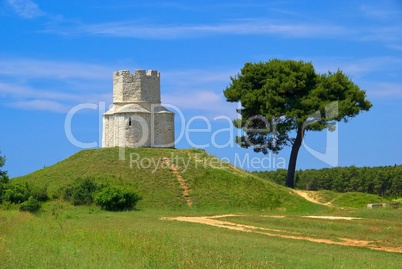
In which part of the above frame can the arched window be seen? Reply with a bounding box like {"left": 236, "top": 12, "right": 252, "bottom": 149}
{"left": 129, "top": 117, "right": 132, "bottom": 126}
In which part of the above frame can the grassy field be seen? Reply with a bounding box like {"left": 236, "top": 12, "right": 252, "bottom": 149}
{"left": 2, "top": 148, "right": 401, "bottom": 268}
{"left": 0, "top": 201, "right": 401, "bottom": 268}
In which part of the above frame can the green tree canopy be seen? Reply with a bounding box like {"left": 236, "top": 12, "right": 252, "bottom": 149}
{"left": 224, "top": 59, "right": 372, "bottom": 188}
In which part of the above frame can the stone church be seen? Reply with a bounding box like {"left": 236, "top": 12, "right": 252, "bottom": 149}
{"left": 102, "top": 69, "right": 175, "bottom": 148}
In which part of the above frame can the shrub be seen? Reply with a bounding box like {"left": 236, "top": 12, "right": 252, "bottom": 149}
{"left": 0, "top": 188, "right": 3, "bottom": 204}
{"left": 0, "top": 174, "right": 10, "bottom": 203}
{"left": 63, "top": 177, "right": 99, "bottom": 205}
{"left": 94, "top": 186, "right": 141, "bottom": 211}
{"left": 31, "top": 186, "right": 49, "bottom": 202}
{"left": 0, "top": 185, "right": 5, "bottom": 204}
{"left": 0, "top": 174, "right": 9, "bottom": 184}
{"left": 19, "top": 196, "right": 41, "bottom": 212}
{"left": 3, "top": 182, "right": 31, "bottom": 204}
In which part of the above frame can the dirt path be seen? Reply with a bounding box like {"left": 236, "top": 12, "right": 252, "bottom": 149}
{"left": 163, "top": 157, "right": 192, "bottom": 207}
{"left": 293, "top": 190, "right": 333, "bottom": 206}
{"left": 161, "top": 215, "right": 402, "bottom": 254}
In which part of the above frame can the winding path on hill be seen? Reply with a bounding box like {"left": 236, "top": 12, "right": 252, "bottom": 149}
{"left": 293, "top": 190, "right": 333, "bottom": 206}
{"left": 163, "top": 157, "right": 192, "bottom": 207}
{"left": 161, "top": 215, "right": 402, "bottom": 254}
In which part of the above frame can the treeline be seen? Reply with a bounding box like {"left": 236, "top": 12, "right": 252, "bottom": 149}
{"left": 254, "top": 165, "right": 402, "bottom": 198}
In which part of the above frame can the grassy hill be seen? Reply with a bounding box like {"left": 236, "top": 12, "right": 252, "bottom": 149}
{"left": 12, "top": 147, "right": 321, "bottom": 212}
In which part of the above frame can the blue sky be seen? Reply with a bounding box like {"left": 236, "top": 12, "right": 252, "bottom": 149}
{"left": 0, "top": 0, "right": 401, "bottom": 178}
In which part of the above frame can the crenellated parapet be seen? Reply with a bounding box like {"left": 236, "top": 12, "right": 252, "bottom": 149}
{"left": 113, "top": 69, "right": 160, "bottom": 104}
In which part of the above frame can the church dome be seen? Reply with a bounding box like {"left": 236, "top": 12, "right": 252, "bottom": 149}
{"left": 115, "top": 104, "right": 150, "bottom": 114}
{"left": 103, "top": 106, "right": 116, "bottom": 115}
{"left": 153, "top": 105, "right": 174, "bottom": 113}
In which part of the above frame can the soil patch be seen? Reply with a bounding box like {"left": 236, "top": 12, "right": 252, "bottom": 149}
{"left": 293, "top": 190, "right": 333, "bottom": 206}
{"left": 304, "top": 216, "right": 361, "bottom": 220}
{"left": 163, "top": 157, "right": 192, "bottom": 207}
{"left": 162, "top": 214, "right": 402, "bottom": 254}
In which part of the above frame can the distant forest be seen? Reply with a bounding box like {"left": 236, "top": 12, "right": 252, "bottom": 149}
{"left": 254, "top": 165, "right": 402, "bottom": 198}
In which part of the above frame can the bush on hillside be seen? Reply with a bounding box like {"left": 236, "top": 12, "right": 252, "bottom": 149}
{"left": 94, "top": 186, "right": 141, "bottom": 211}
{"left": 63, "top": 177, "right": 100, "bottom": 205}
{"left": 0, "top": 176, "right": 8, "bottom": 203}
{"left": 0, "top": 174, "right": 9, "bottom": 184}
{"left": 3, "top": 182, "right": 31, "bottom": 204}
{"left": 31, "top": 186, "right": 49, "bottom": 202}
{"left": 19, "top": 196, "right": 41, "bottom": 212}
{"left": 0, "top": 180, "right": 44, "bottom": 211}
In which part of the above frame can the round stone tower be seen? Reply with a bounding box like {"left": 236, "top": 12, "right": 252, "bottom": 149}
{"left": 102, "top": 69, "right": 174, "bottom": 148}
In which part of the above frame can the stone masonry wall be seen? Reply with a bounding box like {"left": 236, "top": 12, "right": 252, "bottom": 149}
{"left": 152, "top": 112, "right": 175, "bottom": 147}
{"left": 102, "top": 69, "right": 174, "bottom": 148}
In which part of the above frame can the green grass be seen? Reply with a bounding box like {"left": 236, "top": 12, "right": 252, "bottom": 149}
{"left": 311, "top": 190, "right": 339, "bottom": 204}
{"left": 0, "top": 202, "right": 401, "bottom": 268}
{"left": 331, "top": 192, "right": 390, "bottom": 208}
{"left": 3, "top": 148, "right": 401, "bottom": 268}
{"left": 310, "top": 190, "right": 390, "bottom": 208}
{"left": 12, "top": 147, "right": 322, "bottom": 212}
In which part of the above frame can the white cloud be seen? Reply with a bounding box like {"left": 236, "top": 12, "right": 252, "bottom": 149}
{"left": 357, "top": 3, "right": 402, "bottom": 46}
{"left": 9, "top": 100, "right": 69, "bottom": 113}
{"left": 360, "top": 3, "right": 402, "bottom": 20}
{"left": 0, "top": 58, "right": 113, "bottom": 79}
{"left": 0, "top": 82, "right": 74, "bottom": 100}
{"left": 339, "top": 58, "right": 399, "bottom": 76}
{"left": 312, "top": 56, "right": 402, "bottom": 77}
{"left": 364, "top": 82, "right": 402, "bottom": 98}
{"left": 49, "top": 19, "right": 348, "bottom": 39}
{"left": 4, "top": 55, "right": 400, "bottom": 116}
{"left": 0, "top": 82, "right": 111, "bottom": 102}
{"left": 6, "top": 0, "right": 44, "bottom": 18}
{"left": 162, "top": 90, "right": 237, "bottom": 118}
{"left": 361, "top": 26, "right": 402, "bottom": 43}
{"left": 388, "top": 44, "right": 402, "bottom": 51}
{"left": 0, "top": 57, "right": 118, "bottom": 113}
{"left": 162, "top": 69, "right": 236, "bottom": 88}
{"left": 159, "top": 69, "right": 240, "bottom": 117}
{"left": 0, "top": 81, "right": 113, "bottom": 113}
{"left": 163, "top": 90, "right": 219, "bottom": 109}
{"left": 301, "top": 56, "right": 402, "bottom": 99}
{"left": 0, "top": 57, "right": 237, "bottom": 115}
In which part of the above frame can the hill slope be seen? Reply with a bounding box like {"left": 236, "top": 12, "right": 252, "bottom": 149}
{"left": 13, "top": 147, "right": 321, "bottom": 211}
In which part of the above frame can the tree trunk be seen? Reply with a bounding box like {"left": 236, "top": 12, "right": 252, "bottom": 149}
{"left": 286, "top": 126, "right": 304, "bottom": 188}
